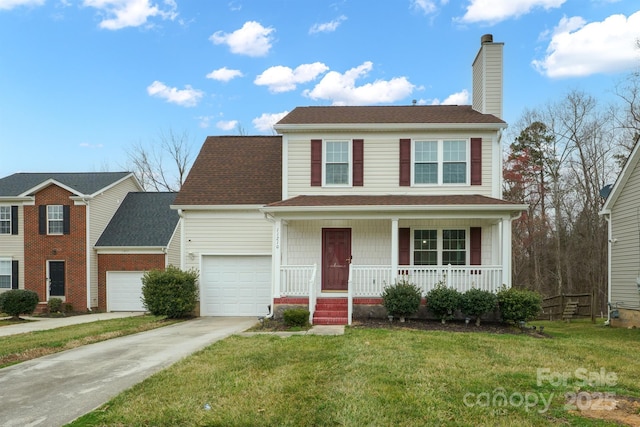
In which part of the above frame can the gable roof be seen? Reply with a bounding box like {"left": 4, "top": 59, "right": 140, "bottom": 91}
{"left": 275, "top": 105, "right": 505, "bottom": 130}
{"left": 601, "top": 139, "right": 640, "bottom": 213}
{"left": 0, "top": 172, "right": 135, "bottom": 198}
{"left": 96, "top": 192, "right": 179, "bottom": 247}
{"left": 173, "top": 136, "right": 282, "bottom": 206}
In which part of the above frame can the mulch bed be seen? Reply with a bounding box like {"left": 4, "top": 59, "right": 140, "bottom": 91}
{"left": 351, "top": 318, "right": 551, "bottom": 337}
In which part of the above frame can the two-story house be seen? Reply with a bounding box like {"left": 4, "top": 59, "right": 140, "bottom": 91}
{"left": 0, "top": 172, "right": 142, "bottom": 311}
{"left": 172, "top": 34, "right": 527, "bottom": 324}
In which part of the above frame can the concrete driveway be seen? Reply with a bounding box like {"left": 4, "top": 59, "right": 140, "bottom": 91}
{"left": 0, "top": 316, "right": 257, "bottom": 427}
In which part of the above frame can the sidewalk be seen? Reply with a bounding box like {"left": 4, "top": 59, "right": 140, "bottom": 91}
{"left": 0, "top": 312, "right": 145, "bottom": 337}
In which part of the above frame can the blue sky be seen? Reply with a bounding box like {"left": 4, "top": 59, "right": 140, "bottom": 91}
{"left": 1, "top": 0, "right": 639, "bottom": 177}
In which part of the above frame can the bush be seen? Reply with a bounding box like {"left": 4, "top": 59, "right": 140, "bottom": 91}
{"left": 0, "top": 289, "right": 39, "bottom": 319}
{"left": 381, "top": 278, "right": 422, "bottom": 321}
{"left": 460, "top": 288, "right": 497, "bottom": 326}
{"left": 426, "top": 283, "right": 461, "bottom": 324}
{"left": 283, "top": 308, "right": 310, "bottom": 327}
{"left": 48, "top": 297, "right": 64, "bottom": 313}
{"left": 141, "top": 266, "right": 199, "bottom": 318}
{"left": 497, "top": 286, "right": 542, "bottom": 324}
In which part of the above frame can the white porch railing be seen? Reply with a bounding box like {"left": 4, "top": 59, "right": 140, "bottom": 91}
{"left": 308, "top": 264, "right": 317, "bottom": 324}
{"left": 280, "top": 264, "right": 503, "bottom": 298}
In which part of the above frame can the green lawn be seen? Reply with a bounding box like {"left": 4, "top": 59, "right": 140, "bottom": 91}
{"left": 0, "top": 315, "right": 180, "bottom": 368}
{"left": 68, "top": 319, "right": 640, "bottom": 427}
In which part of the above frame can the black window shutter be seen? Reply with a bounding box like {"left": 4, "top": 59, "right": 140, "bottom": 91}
{"left": 39, "top": 205, "right": 46, "bottom": 235}
{"left": 11, "top": 205, "right": 18, "bottom": 235}
{"left": 12, "top": 260, "right": 18, "bottom": 289}
{"left": 63, "top": 205, "right": 70, "bottom": 234}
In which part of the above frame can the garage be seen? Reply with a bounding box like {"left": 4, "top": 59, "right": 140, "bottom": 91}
{"left": 200, "top": 255, "right": 271, "bottom": 316}
{"left": 106, "top": 271, "right": 146, "bottom": 312}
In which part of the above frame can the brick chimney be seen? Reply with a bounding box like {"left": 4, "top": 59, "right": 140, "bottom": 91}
{"left": 472, "top": 34, "right": 504, "bottom": 120}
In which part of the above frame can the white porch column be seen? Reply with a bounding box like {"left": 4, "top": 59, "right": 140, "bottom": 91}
{"left": 391, "top": 218, "right": 399, "bottom": 282}
{"left": 273, "top": 217, "right": 282, "bottom": 298}
{"left": 501, "top": 216, "right": 512, "bottom": 287}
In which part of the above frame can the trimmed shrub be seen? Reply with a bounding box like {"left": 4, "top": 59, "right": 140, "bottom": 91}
{"left": 141, "top": 266, "right": 199, "bottom": 318}
{"left": 283, "top": 308, "right": 310, "bottom": 327}
{"left": 0, "top": 289, "right": 39, "bottom": 319}
{"left": 497, "top": 286, "right": 542, "bottom": 324}
{"left": 460, "top": 288, "right": 497, "bottom": 326}
{"left": 426, "top": 283, "right": 461, "bottom": 324}
{"left": 381, "top": 278, "right": 422, "bottom": 321}
{"left": 48, "top": 297, "right": 64, "bottom": 313}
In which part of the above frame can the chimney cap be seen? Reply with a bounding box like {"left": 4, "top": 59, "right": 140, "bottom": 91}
{"left": 481, "top": 34, "right": 493, "bottom": 44}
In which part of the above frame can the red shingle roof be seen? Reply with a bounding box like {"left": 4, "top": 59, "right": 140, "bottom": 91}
{"left": 173, "top": 136, "right": 282, "bottom": 206}
{"left": 276, "top": 105, "right": 505, "bottom": 125}
{"left": 265, "top": 194, "right": 523, "bottom": 208}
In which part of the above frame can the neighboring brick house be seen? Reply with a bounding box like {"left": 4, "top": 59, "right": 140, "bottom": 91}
{"left": 0, "top": 172, "right": 142, "bottom": 311}
{"left": 601, "top": 138, "right": 640, "bottom": 328}
{"left": 95, "top": 192, "right": 180, "bottom": 312}
{"left": 173, "top": 34, "right": 528, "bottom": 324}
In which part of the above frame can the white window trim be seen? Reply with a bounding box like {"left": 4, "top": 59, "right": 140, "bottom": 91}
{"left": 412, "top": 139, "right": 470, "bottom": 186}
{"left": 0, "top": 205, "right": 10, "bottom": 235}
{"left": 0, "top": 258, "right": 12, "bottom": 289}
{"left": 47, "top": 205, "right": 64, "bottom": 235}
{"left": 411, "top": 227, "right": 469, "bottom": 266}
{"left": 323, "top": 139, "right": 352, "bottom": 187}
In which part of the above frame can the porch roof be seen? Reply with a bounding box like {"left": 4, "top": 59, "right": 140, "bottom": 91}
{"left": 262, "top": 194, "right": 527, "bottom": 217}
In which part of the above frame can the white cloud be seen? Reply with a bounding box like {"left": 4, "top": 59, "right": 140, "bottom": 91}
{"left": 0, "top": 0, "right": 43, "bottom": 10}
{"left": 533, "top": 12, "right": 640, "bottom": 78}
{"left": 206, "top": 67, "right": 244, "bottom": 82}
{"left": 210, "top": 21, "right": 274, "bottom": 57}
{"left": 254, "top": 62, "right": 329, "bottom": 93}
{"left": 430, "top": 89, "right": 470, "bottom": 105}
{"left": 146, "top": 81, "right": 203, "bottom": 107}
{"left": 253, "top": 111, "right": 288, "bottom": 132}
{"left": 309, "top": 15, "right": 347, "bottom": 34}
{"left": 411, "top": 0, "right": 448, "bottom": 15}
{"left": 304, "top": 61, "right": 415, "bottom": 105}
{"left": 459, "top": 0, "right": 565, "bottom": 24}
{"left": 82, "top": 0, "right": 178, "bottom": 30}
{"left": 216, "top": 120, "right": 238, "bottom": 131}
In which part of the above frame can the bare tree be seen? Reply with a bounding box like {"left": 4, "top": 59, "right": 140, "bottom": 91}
{"left": 126, "top": 129, "right": 196, "bottom": 192}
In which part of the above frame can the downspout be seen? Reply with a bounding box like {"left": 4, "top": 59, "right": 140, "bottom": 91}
{"left": 84, "top": 198, "right": 92, "bottom": 311}
{"left": 605, "top": 213, "right": 612, "bottom": 325}
{"left": 262, "top": 212, "right": 276, "bottom": 319}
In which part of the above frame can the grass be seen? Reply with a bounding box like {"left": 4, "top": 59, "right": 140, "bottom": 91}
{"left": 0, "top": 315, "right": 181, "bottom": 368}
{"left": 68, "top": 319, "right": 640, "bottom": 427}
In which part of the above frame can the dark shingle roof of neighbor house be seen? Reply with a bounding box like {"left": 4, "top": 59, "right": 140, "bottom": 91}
{"left": 96, "top": 192, "right": 179, "bottom": 247}
{"left": 0, "top": 172, "right": 133, "bottom": 197}
{"left": 276, "top": 105, "right": 505, "bottom": 125}
{"left": 173, "top": 136, "right": 282, "bottom": 206}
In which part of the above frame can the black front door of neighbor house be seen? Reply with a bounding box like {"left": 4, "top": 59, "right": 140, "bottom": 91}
{"left": 49, "top": 261, "right": 65, "bottom": 296}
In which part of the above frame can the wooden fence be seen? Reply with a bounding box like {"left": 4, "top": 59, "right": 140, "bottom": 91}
{"left": 539, "top": 292, "right": 595, "bottom": 322}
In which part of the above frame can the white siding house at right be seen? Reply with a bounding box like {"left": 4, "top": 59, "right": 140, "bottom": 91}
{"left": 601, "top": 139, "right": 640, "bottom": 327}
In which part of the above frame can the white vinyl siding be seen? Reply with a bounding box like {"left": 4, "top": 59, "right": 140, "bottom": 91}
{"left": 285, "top": 132, "right": 496, "bottom": 198}
{"left": 610, "top": 159, "right": 640, "bottom": 309}
{"left": 182, "top": 210, "right": 273, "bottom": 272}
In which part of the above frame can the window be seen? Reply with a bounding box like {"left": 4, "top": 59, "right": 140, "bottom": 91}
{"left": 413, "top": 139, "right": 468, "bottom": 185}
{"left": 442, "top": 229, "right": 466, "bottom": 265}
{"left": 411, "top": 229, "right": 467, "bottom": 266}
{"left": 324, "top": 141, "right": 350, "bottom": 185}
{"left": 0, "top": 259, "right": 11, "bottom": 289}
{"left": 0, "top": 206, "right": 10, "bottom": 234}
{"left": 414, "top": 230, "right": 437, "bottom": 265}
{"left": 48, "top": 205, "right": 64, "bottom": 235}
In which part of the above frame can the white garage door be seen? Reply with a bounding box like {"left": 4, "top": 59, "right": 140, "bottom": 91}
{"left": 201, "top": 255, "right": 271, "bottom": 316}
{"left": 106, "top": 271, "right": 146, "bottom": 312}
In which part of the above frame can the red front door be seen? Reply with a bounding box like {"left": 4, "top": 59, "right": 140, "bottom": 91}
{"left": 322, "top": 228, "right": 351, "bottom": 291}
